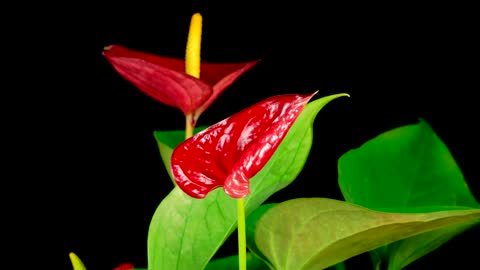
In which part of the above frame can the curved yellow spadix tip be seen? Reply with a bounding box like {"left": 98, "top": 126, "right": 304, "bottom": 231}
{"left": 185, "top": 13, "right": 202, "bottom": 78}
{"left": 69, "top": 252, "right": 87, "bottom": 270}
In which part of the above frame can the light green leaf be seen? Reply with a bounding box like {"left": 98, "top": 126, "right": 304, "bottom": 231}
{"left": 246, "top": 203, "right": 277, "bottom": 268}
{"left": 337, "top": 119, "right": 480, "bottom": 269}
{"left": 254, "top": 198, "right": 480, "bottom": 270}
{"left": 147, "top": 94, "right": 349, "bottom": 270}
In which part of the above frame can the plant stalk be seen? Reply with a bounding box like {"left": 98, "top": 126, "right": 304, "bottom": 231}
{"left": 185, "top": 113, "right": 194, "bottom": 139}
{"left": 237, "top": 197, "right": 247, "bottom": 270}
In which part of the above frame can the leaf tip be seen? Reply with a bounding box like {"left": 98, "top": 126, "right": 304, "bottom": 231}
{"left": 335, "top": 92, "right": 350, "bottom": 98}
{"left": 313, "top": 91, "right": 350, "bottom": 99}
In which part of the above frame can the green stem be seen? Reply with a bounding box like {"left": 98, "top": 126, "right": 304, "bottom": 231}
{"left": 185, "top": 113, "right": 194, "bottom": 139}
{"left": 237, "top": 197, "right": 247, "bottom": 270}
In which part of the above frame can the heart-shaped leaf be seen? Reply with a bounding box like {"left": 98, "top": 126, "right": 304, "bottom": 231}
{"left": 147, "top": 94, "right": 349, "bottom": 270}
{"left": 338, "top": 119, "right": 479, "bottom": 269}
{"left": 253, "top": 198, "right": 480, "bottom": 270}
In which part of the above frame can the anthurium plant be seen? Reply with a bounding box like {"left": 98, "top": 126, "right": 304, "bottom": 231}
{"left": 71, "top": 12, "right": 479, "bottom": 270}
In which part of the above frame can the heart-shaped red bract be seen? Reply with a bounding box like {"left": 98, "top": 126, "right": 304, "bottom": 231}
{"left": 103, "top": 45, "right": 258, "bottom": 121}
{"left": 171, "top": 93, "right": 316, "bottom": 198}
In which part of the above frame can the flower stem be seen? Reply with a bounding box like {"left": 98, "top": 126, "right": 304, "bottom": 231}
{"left": 185, "top": 113, "right": 194, "bottom": 139}
{"left": 237, "top": 197, "right": 247, "bottom": 270}
{"left": 185, "top": 13, "right": 202, "bottom": 79}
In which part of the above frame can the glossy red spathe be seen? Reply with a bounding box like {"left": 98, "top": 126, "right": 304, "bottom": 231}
{"left": 103, "top": 45, "right": 258, "bottom": 122}
{"left": 171, "top": 93, "right": 316, "bottom": 199}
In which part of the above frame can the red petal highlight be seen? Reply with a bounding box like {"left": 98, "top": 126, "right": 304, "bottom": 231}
{"left": 103, "top": 45, "right": 211, "bottom": 115}
{"left": 171, "top": 93, "right": 315, "bottom": 198}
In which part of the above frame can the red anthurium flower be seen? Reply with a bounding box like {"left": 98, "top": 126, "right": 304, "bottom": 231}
{"left": 102, "top": 45, "right": 259, "bottom": 123}
{"left": 171, "top": 93, "right": 316, "bottom": 198}
{"left": 113, "top": 263, "right": 134, "bottom": 270}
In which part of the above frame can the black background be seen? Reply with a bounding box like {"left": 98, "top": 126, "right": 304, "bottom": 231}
{"left": 15, "top": 1, "right": 479, "bottom": 269}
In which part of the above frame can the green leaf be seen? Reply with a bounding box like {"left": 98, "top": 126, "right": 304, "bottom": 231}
{"left": 147, "top": 94, "right": 349, "bottom": 270}
{"left": 337, "top": 119, "right": 480, "bottom": 269}
{"left": 338, "top": 119, "right": 478, "bottom": 209}
{"left": 204, "top": 253, "right": 270, "bottom": 270}
{"left": 381, "top": 220, "right": 477, "bottom": 270}
{"left": 246, "top": 203, "right": 277, "bottom": 268}
{"left": 253, "top": 198, "right": 480, "bottom": 270}
{"left": 154, "top": 126, "right": 207, "bottom": 182}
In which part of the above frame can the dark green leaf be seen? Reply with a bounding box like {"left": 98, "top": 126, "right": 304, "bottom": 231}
{"left": 338, "top": 119, "right": 480, "bottom": 269}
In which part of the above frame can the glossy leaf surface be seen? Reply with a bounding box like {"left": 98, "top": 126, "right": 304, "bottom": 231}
{"left": 103, "top": 45, "right": 258, "bottom": 118}
{"left": 147, "top": 94, "right": 349, "bottom": 270}
{"left": 253, "top": 198, "right": 480, "bottom": 270}
{"left": 171, "top": 93, "right": 317, "bottom": 198}
{"left": 338, "top": 119, "right": 480, "bottom": 269}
